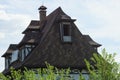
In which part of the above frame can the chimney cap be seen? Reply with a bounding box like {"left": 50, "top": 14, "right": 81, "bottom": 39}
{"left": 38, "top": 5, "right": 47, "bottom": 10}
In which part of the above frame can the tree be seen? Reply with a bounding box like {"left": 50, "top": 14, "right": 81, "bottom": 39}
{"left": 84, "top": 49, "right": 120, "bottom": 80}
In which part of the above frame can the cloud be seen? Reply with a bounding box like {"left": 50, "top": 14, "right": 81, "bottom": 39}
{"left": 0, "top": 10, "right": 10, "bottom": 21}
{"left": 0, "top": 32, "right": 5, "bottom": 39}
{"left": 0, "top": 4, "right": 7, "bottom": 9}
{"left": 81, "top": 1, "right": 120, "bottom": 41}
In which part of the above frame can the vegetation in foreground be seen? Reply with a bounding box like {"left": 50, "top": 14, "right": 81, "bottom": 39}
{"left": 0, "top": 49, "right": 120, "bottom": 80}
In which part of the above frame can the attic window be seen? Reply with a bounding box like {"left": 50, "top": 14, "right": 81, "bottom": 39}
{"left": 63, "top": 24, "right": 70, "bottom": 36}
{"left": 19, "top": 45, "right": 35, "bottom": 61}
{"left": 60, "top": 22, "right": 72, "bottom": 42}
{"left": 11, "top": 50, "right": 18, "bottom": 63}
{"left": 5, "top": 56, "right": 11, "bottom": 69}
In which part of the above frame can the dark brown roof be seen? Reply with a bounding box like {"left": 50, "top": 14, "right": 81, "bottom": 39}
{"left": 83, "top": 35, "right": 101, "bottom": 47}
{"left": 22, "top": 20, "right": 40, "bottom": 34}
{"left": 20, "top": 7, "right": 97, "bottom": 69}
{"left": 18, "top": 32, "right": 41, "bottom": 47}
{"left": 2, "top": 44, "right": 17, "bottom": 57}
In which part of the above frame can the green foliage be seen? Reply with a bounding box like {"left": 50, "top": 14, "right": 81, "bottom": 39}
{"left": 10, "top": 67, "right": 22, "bottom": 80}
{"left": 0, "top": 62, "right": 73, "bottom": 80}
{"left": 0, "top": 73, "right": 10, "bottom": 80}
{"left": 85, "top": 49, "right": 120, "bottom": 80}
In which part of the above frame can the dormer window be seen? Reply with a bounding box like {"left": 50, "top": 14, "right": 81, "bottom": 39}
{"left": 19, "top": 45, "right": 35, "bottom": 61}
{"left": 5, "top": 56, "right": 11, "bottom": 69}
{"left": 11, "top": 50, "right": 18, "bottom": 63}
{"left": 60, "top": 22, "right": 72, "bottom": 43}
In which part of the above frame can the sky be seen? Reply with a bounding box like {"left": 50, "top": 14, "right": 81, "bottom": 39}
{"left": 0, "top": 0, "right": 120, "bottom": 72}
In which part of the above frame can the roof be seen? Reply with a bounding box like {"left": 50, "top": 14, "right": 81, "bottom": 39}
{"left": 2, "top": 44, "right": 17, "bottom": 57}
{"left": 18, "top": 32, "right": 41, "bottom": 47}
{"left": 20, "top": 7, "right": 97, "bottom": 69}
{"left": 22, "top": 20, "right": 40, "bottom": 34}
{"left": 83, "top": 35, "right": 101, "bottom": 47}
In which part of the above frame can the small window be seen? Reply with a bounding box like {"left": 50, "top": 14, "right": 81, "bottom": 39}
{"left": 5, "top": 56, "right": 11, "bottom": 69}
{"left": 5, "top": 58, "right": 9, "bottom": 69}
{"left": 11, "top": 50, "right": 18, "bottom": 63}
{"left": 60, "top": 22, "right": 72, "bottom": 42}
{"left": 63, "top": 24, "right": 70, "bottom": 36}
{"left": 19, "top": 45, "right": 35, "bottom": 61}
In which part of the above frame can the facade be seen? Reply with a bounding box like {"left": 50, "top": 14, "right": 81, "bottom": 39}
{"left": 1, "top": 5, "right": 101, "bottom": 79}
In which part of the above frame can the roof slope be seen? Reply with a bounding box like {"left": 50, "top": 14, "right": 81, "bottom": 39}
{"left": 18, "top": 32, "right": 41, "bottom": 47}
{"left": 83, "top": 35, "right": 101, "bottom": 47}
{"left": 22, "top": 20, "right": 46, "bottom": 34}
{"left": 2, "top": 44, "right": 17, "bottom": 57}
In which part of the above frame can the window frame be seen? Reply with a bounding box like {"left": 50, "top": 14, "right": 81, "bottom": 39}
{"left": 18, "top": 45, "right": 35, "bottom": 61}
{"left": 60, "top": 22, "right": 72, "bottom": 43}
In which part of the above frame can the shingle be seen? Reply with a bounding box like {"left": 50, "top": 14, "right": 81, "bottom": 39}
{"left": 83, "top": 35, "right": 101, "bottom": 47}
{"left": 2, "top": 44, "right": 17, "bottom": 57}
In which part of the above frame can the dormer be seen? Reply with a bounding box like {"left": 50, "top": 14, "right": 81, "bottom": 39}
{"left": 18, "top": 34, "right": 36, "bottom": 61}
{"left": 22, "top": 20, "right": 40, "bottom": 34}
{"left": 18, "top": 44, "right": 35, "bottom": 61}
{"left": 59, "top": 15, "right": 76, "bottom": 43}
{"left": 2, "top": 44, "right": 18, "bottom": 69}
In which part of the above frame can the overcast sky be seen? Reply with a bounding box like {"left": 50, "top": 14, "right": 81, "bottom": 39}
{"left": 0, "top": 0, "right": 120, "bottom": 72}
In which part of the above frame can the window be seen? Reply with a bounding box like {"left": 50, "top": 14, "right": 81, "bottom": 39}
{"left": 19, "top": 45, "right": 35, "bottom": 61}
{"left": 5, "top": 56, "right": 11, "bottom": 69}
{"left": 63, "top": 24, "right": 70, "bottom": 36}
{"left": 81, "top": 70, "right": 89, "bottom": 80}
{"left": 60, "top": 22, "right": 72, "bottom": 42}
{"left": 11, "top": 50, "right": 18, "bottom": 63}
{"left": 5, "top": 58, "right": 9, "bottom": 69}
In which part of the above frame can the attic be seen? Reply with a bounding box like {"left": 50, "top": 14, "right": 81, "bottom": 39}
{"left": 2, "top": 5, "right": 101, "bottom": 78}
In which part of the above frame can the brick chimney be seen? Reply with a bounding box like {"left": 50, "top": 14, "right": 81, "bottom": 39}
{"left": 38, "top": 5, "right": 47, "bottom": 21}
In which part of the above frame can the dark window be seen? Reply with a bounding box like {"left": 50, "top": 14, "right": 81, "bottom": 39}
{"left": 60, "top": 22, "right": 72, "bottom": 42}
{"left": 63, "top": 24, "right": 70, "bottom": 36}
{"left": 5, "top": 58, "right": 8, "bottom": 69}
{"left": 5, "top": 56, "right": 11, "bottom": 69}
{"left": 18, "top": 45, "right": 35, "bottom": 61}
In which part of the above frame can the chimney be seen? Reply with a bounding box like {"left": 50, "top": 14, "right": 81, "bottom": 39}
{"left": 38, "top": 5, "right": 47, "bottom": 21}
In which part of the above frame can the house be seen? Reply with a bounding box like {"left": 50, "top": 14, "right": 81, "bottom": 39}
{"left": 1, "top": 5, "right": 101, "bottom": 79}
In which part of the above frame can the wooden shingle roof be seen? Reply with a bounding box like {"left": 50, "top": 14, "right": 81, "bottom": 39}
{"left": 83, "top": 35, "right": 101, "bottom": 47}
{"left": 23, "top": 20, "right": 39, "bottom": 32}
{"left": 20, "top": 7, "right": 98, "bottom": 69}
{"left": 18, "top": 32, "right": 41, "bottom": 47}
{"left": 2, "top": 44, "right": 17, "bottom": 57}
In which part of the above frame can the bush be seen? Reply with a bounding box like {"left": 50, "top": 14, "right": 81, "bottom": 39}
{"left": 85, "top": 49, "right": 120, "bottom": 80}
